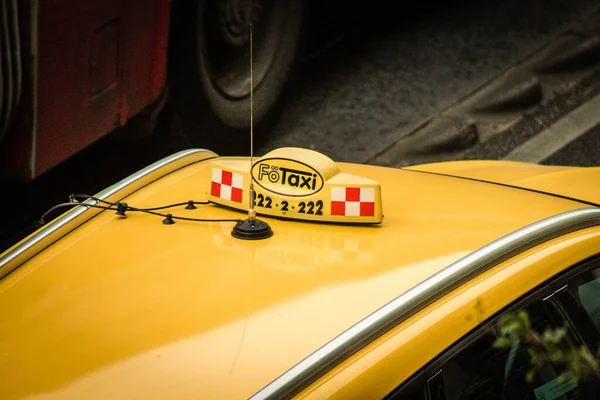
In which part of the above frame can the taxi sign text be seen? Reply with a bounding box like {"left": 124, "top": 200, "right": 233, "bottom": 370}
{"left": 252, "top": 158, "right": 324, "bottom": 197}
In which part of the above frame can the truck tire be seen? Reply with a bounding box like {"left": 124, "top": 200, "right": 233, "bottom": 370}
{"left": 168, "top": 0, "right": 305, "bottom": 155}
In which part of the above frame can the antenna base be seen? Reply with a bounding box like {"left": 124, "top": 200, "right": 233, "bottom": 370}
{"left": 231, "top": 218, "right": 273, "bottom": 240}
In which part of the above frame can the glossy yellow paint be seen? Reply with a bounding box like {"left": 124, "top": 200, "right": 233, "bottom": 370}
{"left": 409, "top": 160, "right": 600, "bottom": 204}
{"left": 0, "top": 149, "right": 218, "bottom": 280}
{"left": 299, "top": 228, "right": 600, "bottom": 399}
{"left": 0, "top": 154, "right": 593, "bottom": 399}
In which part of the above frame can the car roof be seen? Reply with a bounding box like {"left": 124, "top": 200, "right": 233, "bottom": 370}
{"left": 0, "top": 151, "right": 591, "bottom": 399}
{"left": 408, "top": 160, "right": 600, "bottom": 205}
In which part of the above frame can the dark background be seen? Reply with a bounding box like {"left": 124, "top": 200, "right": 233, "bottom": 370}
{"left": 2, "top": 0, "right": 599, "bottom": 252}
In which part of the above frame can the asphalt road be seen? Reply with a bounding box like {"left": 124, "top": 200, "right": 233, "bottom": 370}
{"left": 262, "top": 0, "right": 598, "bottom": 163}
{"left": 543, "top": 125, "right": 600, "bottom": 167}
{"left": 1, "top": 0, "right": 599, "bottom": 252}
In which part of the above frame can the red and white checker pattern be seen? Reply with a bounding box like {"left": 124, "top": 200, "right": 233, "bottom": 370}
{"left": 331, "top": 187, "right": 375, "bottom": 217}
{"left": 211, "top": 168, "right": 243, "bottom": 203}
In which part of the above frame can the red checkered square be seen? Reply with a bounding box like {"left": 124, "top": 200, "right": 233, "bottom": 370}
{"left": 360, "top": 202, "right": 374, "bottom": 217}
{"left": 330, "top": 187, "right": 375, "bottom": 217}
{"left": 346, "top": 187, "right": 360, "bottom": 202}
{"left": 221, "top": 170, "right": 232, "bottom": 186}
{"left": 331, "top": 201, "right": 346, "bottom": 216}
{"left": 211, "top": 168, "right": 244, "bottom": 203}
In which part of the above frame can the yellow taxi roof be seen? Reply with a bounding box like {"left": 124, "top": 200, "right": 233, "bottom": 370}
{"left": 0, "top": 151, "right": 589, "bottom": 399}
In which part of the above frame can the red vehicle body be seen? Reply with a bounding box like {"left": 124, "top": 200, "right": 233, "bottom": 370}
{"left": 0, "top": 0, "right": 170, "bottom": 180}
{"left": 0, "top": 0, "right": 306, "bottom": 180}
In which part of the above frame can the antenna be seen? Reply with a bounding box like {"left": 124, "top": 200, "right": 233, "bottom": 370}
{"left": 248, "top": 23, "right": 256, "bottom": 221}
{"left": 231, "top": 24, "right": 273, "bottom": 240}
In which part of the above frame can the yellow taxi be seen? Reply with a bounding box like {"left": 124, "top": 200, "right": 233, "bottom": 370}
{"left": 1, "top": 147, "right": 600, "bottom": 399}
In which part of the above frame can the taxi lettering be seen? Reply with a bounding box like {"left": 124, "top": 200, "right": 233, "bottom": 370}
{"left": 258, "top": 164, "right": 317, "bottom": 190}
{"left": 252, "top": 159, "right": 324, "bottom": 196}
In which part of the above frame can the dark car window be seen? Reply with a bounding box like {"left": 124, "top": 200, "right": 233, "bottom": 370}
{"left": 550, "top": 268, "right": 600, "bottom": 353}
{"left": 434, "top": 301, "right": 584, "bottom": 400}
{"left": 572, "top": 269, "right": 600, "bottom": 332}
{"left": 388, "top": 258, "right": 600, "bottom": 400}
{"left": 389, "top": 301, "right": 586, "bottom": 400}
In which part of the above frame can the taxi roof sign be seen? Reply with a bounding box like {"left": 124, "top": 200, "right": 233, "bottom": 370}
{"left": 208, "top": 148, "right": 383, "bottom": 224}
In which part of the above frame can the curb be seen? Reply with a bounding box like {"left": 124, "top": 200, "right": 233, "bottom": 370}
{"left": 462, "top": 66, "right": 600, "bottom": 161}
{"left": 469, "top": 75, "right": 542, "bottom": 113}
{"left": 534, "top": 35, "right": 600, "bottom": 73}
{"left": 369, "top": 117, "right": 477, "bottom": 166}
{"left": 367, "top": 4, "right": 600, "bottom": 167}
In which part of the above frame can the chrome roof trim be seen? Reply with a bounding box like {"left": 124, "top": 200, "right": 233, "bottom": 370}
{"left": 252, "top": 207, "right": 600, "bottom": 400}
{"left": 0, "top": 148, "right": 217, "bottom": 278}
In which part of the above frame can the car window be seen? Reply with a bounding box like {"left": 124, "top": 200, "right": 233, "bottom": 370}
{"left": 389, "top": 259, "right": 600, "bottom": 400}
{"left": 552, "top": 267, "right": 600, "bottom": 355}
{"left": 391, "top": 299, "right": 591, "bottom": 400}
{"left": 433, "top": 301, "right": 585, "bottom": 400}
{"left": 573, "top": 269, "right": 600, "bottom": 331}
